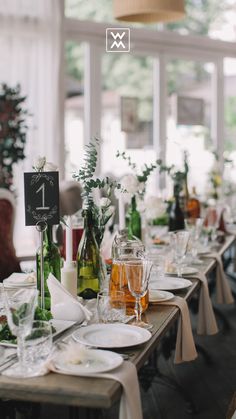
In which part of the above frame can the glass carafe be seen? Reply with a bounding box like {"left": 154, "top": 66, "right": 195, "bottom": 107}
{"left": 110, "top": 229, "right": 149, "bottom": 315}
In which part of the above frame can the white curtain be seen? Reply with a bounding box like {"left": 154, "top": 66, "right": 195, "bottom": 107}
{"left": 0, "top": 0, "right": 65, "bottom": 256}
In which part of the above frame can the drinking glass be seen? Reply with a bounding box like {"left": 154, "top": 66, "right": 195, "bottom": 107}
{"left": 97, "top": 290, "right": 126, "bottom": 323}
{"left": 24, "top": 320, "right": 53, "bottom": 376}
{"left": 125, "top": 259, "right": 153, "bottom": 329}
{"left": 170, "top": 231, "right": 190, "bottom": 277}
{"left": 3, "top": 285, "right": 39, "bottom": 377}
{"left": 185, "top": 218, "right": 204, "bottom": 264}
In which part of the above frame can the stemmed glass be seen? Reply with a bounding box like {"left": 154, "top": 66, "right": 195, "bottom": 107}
{"left": 170, "top": 231, "right": 190, "bottom": 277}
{"left": 3, "top": 285, "right": 39, "bottom": 377}
{"left": 185, "top": 218, "right": 204, "bottom": 264}
{"left": 125, "top": 259, "right": 153, "bottom": 329}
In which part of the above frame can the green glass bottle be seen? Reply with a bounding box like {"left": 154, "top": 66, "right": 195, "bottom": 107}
{"left": 77, "top": 208, "right": 100, "bottom": 299}
{"left": 127, "top": 195, "right": 142, "bottom": 239}
{"left": 36, "top": 225, "right": 61, "bottom": 310}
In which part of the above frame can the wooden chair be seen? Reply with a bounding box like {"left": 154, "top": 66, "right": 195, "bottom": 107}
{"left": 0, "top": 188, "right": 21, "bottom": 282}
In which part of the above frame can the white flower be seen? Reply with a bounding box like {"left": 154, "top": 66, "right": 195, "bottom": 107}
{"left": 105, "top": 205, "right": 115, "bottom": 218}
{"left": 120, "top": 174, "right": 139, "bottom": 195}
{"left": 33, "top": 156, "right": 46, "bottom": 171}
{"left": 145, "top": 196, "right": 167, "bottom": 220}
{"left": 99, "top": 197, "right": 111, "bottom": 208}
{"left": 138, "top": 182, "right": 145, "bottom": 193}
{"left": 44, "top": 162, "right": 58, "bottom": 171}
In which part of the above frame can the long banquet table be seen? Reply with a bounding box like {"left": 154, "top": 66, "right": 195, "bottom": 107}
{"left": 0, "top": 235, "right": 235, "bottom": 411}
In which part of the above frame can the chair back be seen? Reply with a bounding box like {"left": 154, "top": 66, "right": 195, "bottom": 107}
{"left": 0, "top": 188, "right": 21, "bottom": 281}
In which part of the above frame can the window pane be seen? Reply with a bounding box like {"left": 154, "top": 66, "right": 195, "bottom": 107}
{"left": 166, "top": 1, "right": 236, "bottom": 42}
{"left": 101, "top": 54, "right": 156, "bottom": 191}
{"left": 65, "top": 41, "right": 85, "bottom": 180}
{"left": 223, "top": 57, "right": 236, "bottom": 204}
{"left": 166, "top": 59, "right": 214, "bottom": 196}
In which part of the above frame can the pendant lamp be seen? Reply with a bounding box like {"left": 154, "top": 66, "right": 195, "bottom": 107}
{"left": 113, "top": 0, "right": 185, "bottom": 23}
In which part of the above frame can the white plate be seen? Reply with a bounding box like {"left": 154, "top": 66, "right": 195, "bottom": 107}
{"left": 53, "top": 349, "right": 123, "bottom": 375}
{"left": 150, "top": 277, "right": 192, "bottom": 291}
{"left": 72, "top": 323, "right": 152, "bottom": 349}
{"left": 197, "top": 248, "right": 211, "bottom": 255}
{"left": 165, "top": 267, "right": 198, "bottom": 276}
{"left": 3, "top": 273, "right": 37, "bottom": 288}
{"left": 149, "top": 290, "right": 174, "bottom": 303}
{"left": 0, "top": 319, "right": 75, "bottom": 348}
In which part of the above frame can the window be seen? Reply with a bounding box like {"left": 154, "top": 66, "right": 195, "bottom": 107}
{"left": 65, "top": 41, "right": 85, "bottom": 179}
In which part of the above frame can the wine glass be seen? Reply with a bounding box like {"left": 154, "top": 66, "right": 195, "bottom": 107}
{"left": 170, "top": 231, "right": 190, "bottom": 277}
{"left": 125, "top": 259, "right": 153, "bottom": 329}
{"left": 3, "top": 285, "right": 39, "bottom": 377}
{"left": 185, "top": 218, "right": 204, "bottom": 264}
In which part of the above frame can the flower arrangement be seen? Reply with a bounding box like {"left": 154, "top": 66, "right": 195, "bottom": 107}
{"left": 0, "top": 83, "right": 29, "bottom": 191}
{"left": 145, "top": 196, "right": 168, "bottom": 224}
{"left": 33, "top": 157, "right": 58, "bottom": 172}
{"left": 208, "top": 151, "right": 224, "bottom": 200}
{"left": 73, "top": 138, "right": 120, "bottom": 246}
{"left": 116, "top": 151, "right": 172, "bottom": 199}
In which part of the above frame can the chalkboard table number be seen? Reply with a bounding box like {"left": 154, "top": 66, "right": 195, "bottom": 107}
{"left": 24, "top": 171, "right": 60, "bottom": 226}
{"left": 24, "top": 171, "right": 60, "bottom": 309}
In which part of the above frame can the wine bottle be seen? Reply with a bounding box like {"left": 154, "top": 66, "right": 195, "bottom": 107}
{"left": 127, "top": 195, "right": 142, "bottom": 239}
{"left": 77, "top": 208, "right": 100, "bottom": 299}
{"left": 36, "top": 225, "right": 61, "bottom": 310}
{"left": 186, "top": 186, "right": 201, "bottom": 219}
{"left": 169, "top": 185, "right": 185, "bottom": 231}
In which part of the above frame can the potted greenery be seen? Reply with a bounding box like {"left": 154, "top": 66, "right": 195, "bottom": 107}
{"left": 0, "top": 83, "right": 29, "bottom": 191}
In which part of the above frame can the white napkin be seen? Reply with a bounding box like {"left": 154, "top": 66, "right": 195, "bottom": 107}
{"left": 204, "top": 253, "right": 234, "bottom": 304}
{"left": 49, "top": 358, "right": 142, "bottom": 419}
{"left": 4, "top": 272, "right": 36, "bottom": 285}
{"left": 157, "top": 296, "right": 198, "bottom": 364}
{"left": 194, "top": 273, "right": 218, "bottom": 335}
{"left": 47, "top": 274, "right": 92, "bottom": 322}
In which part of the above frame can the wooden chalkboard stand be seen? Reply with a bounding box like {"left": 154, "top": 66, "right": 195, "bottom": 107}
{"left": 36, "top": 220, "right": 47, "bottom": 310}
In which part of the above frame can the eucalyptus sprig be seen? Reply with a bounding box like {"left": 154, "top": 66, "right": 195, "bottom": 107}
{"left": 116, "top": 150, "right": 173, "bottom": 195}
{"left": 73, "top": 138, "right": 121, "bottom": 206}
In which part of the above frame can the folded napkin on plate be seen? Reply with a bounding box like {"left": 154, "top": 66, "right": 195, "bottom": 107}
{"left": 193, "top": 273, "right": 219, "bottom": 335}
{"left": 35, "top": 342, "right": 142, "bottom": 419}
{"left": 4, "top": 272, "right": 36, "bottom": 285}
{"left": 50, "top": 360, "right": 142, "bottom": 419}
{"left": 203, "top": 253, "right": 234, "bottom": 304}
{"left": 158, "top": 296, "right": 198, "bottom": 364}
{"left": 47, "top": 274, "right": 92, "bottom": 322}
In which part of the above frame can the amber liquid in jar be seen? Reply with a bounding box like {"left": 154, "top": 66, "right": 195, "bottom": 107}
{"left": 110, "top": 261, "right": 149, "bottom": 315}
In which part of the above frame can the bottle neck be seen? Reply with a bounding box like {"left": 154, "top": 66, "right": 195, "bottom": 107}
{"left": 131, "top": 195, "right": 137, "bottom": 211}
{"left": 83, "top": 209, "right": 94, "bottom": 229}
{"left": 44, "top": 225, "right": 53, "bottom": 246}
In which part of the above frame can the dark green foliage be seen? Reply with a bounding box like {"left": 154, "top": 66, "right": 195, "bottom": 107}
{"left": 73, "top": 137, "right": 121, "bottom": 206}
{"left": 0, "top": 83, "right": 29, "bottom": 190}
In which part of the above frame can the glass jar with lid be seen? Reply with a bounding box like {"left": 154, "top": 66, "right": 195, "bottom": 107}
{"left": 110, "top": 229, "right": 149, "bottom": 315}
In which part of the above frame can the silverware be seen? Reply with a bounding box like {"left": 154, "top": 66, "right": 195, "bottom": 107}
{"left": 0, "top": 356, "right": 17, "bottom": 373}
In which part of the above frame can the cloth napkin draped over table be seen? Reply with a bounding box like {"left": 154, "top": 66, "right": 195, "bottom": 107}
{"left": 194, "top": 272, "right": 219, "bottom": 335}
{"left": 157, "top": 296, "right": 198, "bottom": 364}
{"left": 203, "top": 253, "right": 234, "bottom": 304}
{"left": 48, "top": 359, "right": 143, "bottom": 419}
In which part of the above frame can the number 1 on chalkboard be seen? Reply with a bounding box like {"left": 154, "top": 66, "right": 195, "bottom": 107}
{"left": 36, "top": 183, "right": 50, "bottom": 210}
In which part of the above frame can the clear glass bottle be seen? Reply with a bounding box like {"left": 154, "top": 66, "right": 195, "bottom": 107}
{"left": 77, "top": 208, "right": 100, "bottom": 299}
{"left": 36, "top": 225, "right": 61, "bottom": 310}
{"left": 127, "top": 195, "right": 142, "bottom": 239}
{"left": 110, "top": 229, "right": 149, "bottom": 315}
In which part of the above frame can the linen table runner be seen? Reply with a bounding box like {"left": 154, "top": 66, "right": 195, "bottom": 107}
{"left": 157, "top": 296, "right": 198, "bottom": 364}
{"left": 204, "top": 253, "right": 234, "bottom": 304}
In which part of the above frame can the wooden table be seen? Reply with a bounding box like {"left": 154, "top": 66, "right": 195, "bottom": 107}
{"left": 0, "top": 235, "right": 235, "bottom": 410}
